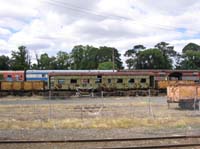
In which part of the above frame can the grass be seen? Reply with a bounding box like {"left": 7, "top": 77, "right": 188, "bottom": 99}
{"left": 0, "top": 99, "right": 198, "bottom": 130}
{"left": 0, "top": 117, "right": 199, "bottom": 130}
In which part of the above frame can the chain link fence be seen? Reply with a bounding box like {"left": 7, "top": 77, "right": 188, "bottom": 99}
{"left": 0, "top": 96, "right": 200, "bottom": 139}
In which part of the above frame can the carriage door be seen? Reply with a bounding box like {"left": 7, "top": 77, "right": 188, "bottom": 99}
{"left": 150, "top": 76, "right": 154, "bottom": 88}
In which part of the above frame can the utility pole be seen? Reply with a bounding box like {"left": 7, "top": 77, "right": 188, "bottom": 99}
{"left": 112, "top": 48, "right": 115, "bottom": 72}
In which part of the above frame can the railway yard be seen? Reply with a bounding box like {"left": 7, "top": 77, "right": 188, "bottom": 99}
{"left": 0, "top": 96, "right": 200, "bottom": 148}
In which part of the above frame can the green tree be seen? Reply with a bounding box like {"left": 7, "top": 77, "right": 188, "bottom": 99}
{"left": 124, "top": 45, "right": 146, "bottom": 69}
{"left": 71, "top": 45, "right": 123, "bottom": 70}
{"left": 98, "top": 61, "right": 117, "bottom": 70}
{"left": 155, "top": 42, "right": 179, "bottom": 69}
{"left": 71, "top": 45, "right": 98, "bottom": 69}
{"left": 56, "top": 51, "right": 71, "bottom": 69}
{"left": 98, "top": 46, "right": 123, "bottom": 69}
{"left": 155, "top": 42, "right": 177, "bottom": 57}
{"left": 0, "top": 55, "right": 10, "bottom": 70}
{"left": 179, "top": 50, "right": 200, "bottom": 69}
{"left": 135, "top": 48, "right": 173, "bottom": 69}
{"left": 37, "top": 53, "right": 57, "bottom": 69}
{"left": 10, "top": 46, "right": 31, "bottom": 70}
{"left": 182, "top": 43, "right": 200, "bottom": 53}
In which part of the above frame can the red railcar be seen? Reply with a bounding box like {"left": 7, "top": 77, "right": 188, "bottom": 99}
{"left": 0, "top": 71, "right": 25, "bottom": 81}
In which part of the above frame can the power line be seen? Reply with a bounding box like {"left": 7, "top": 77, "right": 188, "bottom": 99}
{"left": 43, "top": 0, "right": 130, "bottom": 20}
{"left": 42, "top": 0, "right": 180, "bottom": 31}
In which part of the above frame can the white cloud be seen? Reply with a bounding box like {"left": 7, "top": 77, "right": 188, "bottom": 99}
{"left": 1, "top": 0, "right": 200, "bottom": 67}
{"left": 0, "top": 28, "right": 11, "bottom": 37}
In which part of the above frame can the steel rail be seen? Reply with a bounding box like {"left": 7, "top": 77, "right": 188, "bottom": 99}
{"left": 95, "top": 143, "right": 200, "bottom": 149}
{"left": 0, "top": 135, "right": 200, "bottom": 144}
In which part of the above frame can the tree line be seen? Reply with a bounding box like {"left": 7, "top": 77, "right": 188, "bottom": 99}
{"left": 0, "top": 42, "right": 200, "bottom": 70}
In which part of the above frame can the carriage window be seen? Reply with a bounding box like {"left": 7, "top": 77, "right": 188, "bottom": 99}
{"left": 96, "top": 75, "right": 102, "bottom": 83}
{"left": 58, "top": 79, "right": 65, "bottom": 84}
{"left": 129, "top": 79, "right": 135, "bottom": 83}
{"left": 117, "top": 78, "right": 123, "bottom": 83}
{"left": 7, "top": 75, "right": 12, "bottom": 81}
{"left": 108, "top": 79, "right": 112, "bottom": 83}
{"left": 71, "top": 79, "right": 77, "bottom": 84}
{"left": 82, "top": 79, "right": 90, "bottom": 84}
{"left": 15, "top": 75, "right": 19, "bottom": 81}
{"left": 141, "top": 78, "right": 146, "bottom": 83}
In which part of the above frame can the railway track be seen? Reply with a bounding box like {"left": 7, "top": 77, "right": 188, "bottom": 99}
{"left": 0, "top": 135, "right": 200, "bottom": 148}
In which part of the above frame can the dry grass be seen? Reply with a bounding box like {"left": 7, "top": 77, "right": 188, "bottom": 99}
{"left": 0, "top": 117, "right": 199, "bottom": 130}
{"left": 0, "top": 97, "right": 198, "bottom": 130}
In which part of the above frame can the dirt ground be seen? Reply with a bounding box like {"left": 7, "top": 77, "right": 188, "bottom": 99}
{"left": 0, "top": 96, "right": 200, "bottom": 148}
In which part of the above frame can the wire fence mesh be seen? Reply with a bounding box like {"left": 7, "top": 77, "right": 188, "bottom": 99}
{"left": 0, "top": 96, "right": 200, "bottom": 140}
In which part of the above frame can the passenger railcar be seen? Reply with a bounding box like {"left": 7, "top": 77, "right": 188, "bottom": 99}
{"left": 48, "top": 71, "right": 155, "bottom": 96}
{"left": 0, "top": 71, "right": 24, "bottom": 81}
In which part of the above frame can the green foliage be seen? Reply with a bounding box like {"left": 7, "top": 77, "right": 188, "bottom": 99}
{"left": 179, "top": 50, "right": 200, "bottom": 69}
{"left": 135, "top": 48, "right": 172, "bottom": 69}
{"left": 10, "top": 46, "right": 31, "bottom": 70}
{"left": 182, "top": 43, "right": 200, "bottom": 53}
{"left": 36, "top": 53, "right": 57, "bottom": 69}
{"left": 3, "top": 42, "right": 200, "bottom": 70}
{"left": 70, "top": 45, "right": 99, "bottom": 69}
{"left": 124, "top": 42, "right": 175, "bottom": 69}
{"left": 98, "top": 61, "right": 116, "bottom": 70}
{"left": 154, "top": 41, "right": 177, "bottom": 57}
{"left": 124, "top": 45, "right": 146, "bottom": 69}
{"left": 0, "top": 55, "right": 10, "bottom": 70}
{"left": 98, "top": 46, "right": 123, "bottom": 69}
{"left": 56, "top": 51, "right": 71, "bottom": 69}
{"left": 71, "top": 45, "right": 123, "bottom": 70}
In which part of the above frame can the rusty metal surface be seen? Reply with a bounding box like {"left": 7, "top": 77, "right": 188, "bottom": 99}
{"left": 0, "top": 81, "right": 45, "bottom": 91}
{"left": 157, "top": 80, "right": 195, "bottom": 89}
{"left": 1, "top": 82, "right": 13, "bottom": 90}
{"left": 49, "top": 72, "right": 154, "bottom": 77}
{"left": 167, "top": 84, "right": 200, "bottom": 102}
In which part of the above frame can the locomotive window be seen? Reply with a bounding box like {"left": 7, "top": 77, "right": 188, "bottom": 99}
{"left": 108, "top": 79, "right": 112, "bottom": 83}
{"left": 129, "top": 79, "right": 135, "bottom": 83}
{"left": 42, "top": 74, "right": 46, "bottom": 77}
{"left": 140, "top": 78, "right": 146, "bottom": 83}
{"left": 117, "top": 78, "right": 123, "bottom": 83}
{"left": 71, "top": 79, "right": 77, "bottom": 84}
{"left": 58, "top": 79, "right": 65, "bottom": 84}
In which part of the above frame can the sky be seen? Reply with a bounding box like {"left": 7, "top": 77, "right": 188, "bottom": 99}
{"left": 1, "top": 0, "right": 200, "bottom": 67}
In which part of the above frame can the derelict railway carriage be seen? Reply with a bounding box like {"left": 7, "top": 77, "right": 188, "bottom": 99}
{"left": 48, "top": 72, "right": 153, "bottom": 97}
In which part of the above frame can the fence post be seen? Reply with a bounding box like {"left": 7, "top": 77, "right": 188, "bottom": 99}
{"left": 194, "top": 86, "right": 197, "bottom": 111}
{"left": 148, "top": 89, "right": 153, "bottom": 117}
{"left": 101, "top": 91, "right": 104, "bottom": 98}
{"left": 49, "top": 90, "right": 51, "bottom": 100}
{"left": 199, "top": 100, "right": 200, "bottom": 111}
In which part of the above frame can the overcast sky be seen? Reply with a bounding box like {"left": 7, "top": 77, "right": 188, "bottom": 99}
{"left": 1, "top": 0, "right": 200, "bottom": 66}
